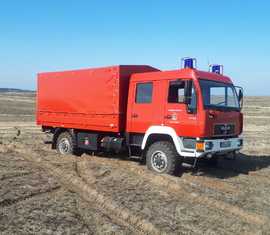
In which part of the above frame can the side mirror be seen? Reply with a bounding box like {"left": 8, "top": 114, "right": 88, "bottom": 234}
{"left": 235, "top": 86, "right": 244, "bottom": 109}
{"left": 238, "top": 89, "right": 243, "bottom": 102}
{"left": 184, "top": 80, "right": 192, "bottom": 104}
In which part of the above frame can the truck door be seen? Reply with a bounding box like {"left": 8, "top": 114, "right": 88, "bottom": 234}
{"left": 164, "top": 79, "right": 198, "bottom": 137}
{"left": 128, "top": 81, "right": 163, "bottom": 133}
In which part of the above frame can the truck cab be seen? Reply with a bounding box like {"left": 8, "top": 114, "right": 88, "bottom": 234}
{"left": 126, "top": 59, "right": 243, "bottom": 173}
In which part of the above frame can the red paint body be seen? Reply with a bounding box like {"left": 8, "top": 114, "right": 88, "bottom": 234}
{"left": 37, "top": 65, "right": 243, "bottom": 138}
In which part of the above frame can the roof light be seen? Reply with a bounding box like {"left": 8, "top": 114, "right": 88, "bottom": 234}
{"left": 210, "top": 64, "right": 223, "bottom": 74}
{"left": 181, "top": 57, "right": 197, "bottom": 69}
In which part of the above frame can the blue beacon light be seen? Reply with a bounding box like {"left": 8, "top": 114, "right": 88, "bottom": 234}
{"left": 211, "top": 64, "right": 223, "bottom": 74}
{"left": 182, "top": 58, "right": 196, "bottom": 69}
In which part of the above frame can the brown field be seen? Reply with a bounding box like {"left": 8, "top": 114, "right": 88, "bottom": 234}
{"left": 0, "top": 92, "right": 270, "bottom": 234}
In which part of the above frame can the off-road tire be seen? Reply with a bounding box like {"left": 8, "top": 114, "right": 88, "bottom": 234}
{"left": 146, "top": 141, "right": 182, "bottom": 175}
{"left": 56, "top": 132, "right": 81, "bottom": 156}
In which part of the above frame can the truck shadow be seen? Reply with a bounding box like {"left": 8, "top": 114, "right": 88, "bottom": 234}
{"left": 88, "top": 152, "right": 270, "bottom": 179}
{"left": 188, "top": 153, "right": 270, "bottom": 179}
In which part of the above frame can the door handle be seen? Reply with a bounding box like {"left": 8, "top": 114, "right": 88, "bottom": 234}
{"left": 164, "top": 114, "right": 172, "bottom": 119}
{"left": 132, "top": 113, "right": 138, "bottom": 118}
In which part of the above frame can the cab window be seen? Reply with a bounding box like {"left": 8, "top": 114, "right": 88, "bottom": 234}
{"left": 135, "top": 82, "right": 153, "bottom": 103}
{"left": 168, "top": 80, "right": 185, "bottom": 103}
{"left": 168, "top": 80, "right": 197, "bottom": 113}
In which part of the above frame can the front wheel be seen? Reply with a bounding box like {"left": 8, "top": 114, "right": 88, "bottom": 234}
{"left": 146, "top": 141, "right": 182, "bottom": 175}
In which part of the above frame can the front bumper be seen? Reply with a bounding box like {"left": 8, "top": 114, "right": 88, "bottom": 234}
{"left": 179, "top": 137, "right": 243, "bottom": 158}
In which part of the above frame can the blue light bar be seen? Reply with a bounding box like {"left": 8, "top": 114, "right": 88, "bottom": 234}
{"left": 210, "top": 64, "right": 223, "bottom": 74}
{"left": 182, "top": 57, "right": 196, "bottom": 69}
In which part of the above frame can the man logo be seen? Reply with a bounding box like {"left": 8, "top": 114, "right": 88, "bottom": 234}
{"left": 220, "top": 125, "right": 231, "bottom": 131}
{"left": 220, "top": 124, "right": 231, "bottom": 135}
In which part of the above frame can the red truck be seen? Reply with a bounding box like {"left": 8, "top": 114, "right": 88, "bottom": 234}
{"left": 37, "top": 58, "right": 243, "bottom": 175}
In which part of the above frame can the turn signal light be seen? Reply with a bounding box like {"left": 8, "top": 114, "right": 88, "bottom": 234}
{"left": 196, "top": 141, "right": 205, "bottom": 152}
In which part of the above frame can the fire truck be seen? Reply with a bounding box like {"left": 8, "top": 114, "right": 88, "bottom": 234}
{"left": 37, "top": 58, "right": 243, "bottom": 175}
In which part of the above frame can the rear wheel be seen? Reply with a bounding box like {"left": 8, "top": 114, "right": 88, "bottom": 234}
{"left": 56, "top": 132, "right": 76, "bottom": 155}
{"left": 146, "top": 141, "right": 182, "bottom": 175}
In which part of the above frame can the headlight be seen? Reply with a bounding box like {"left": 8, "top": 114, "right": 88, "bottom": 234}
{"left": 205, "top": 141, "right": 213, "bottom": 150}
{"left": 183, "top": 138, "right": 196, "bottom": 149}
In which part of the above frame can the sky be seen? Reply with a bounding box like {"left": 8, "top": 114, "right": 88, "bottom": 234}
{"left": 0, "top": 0, "right": 269, "bottom": 95}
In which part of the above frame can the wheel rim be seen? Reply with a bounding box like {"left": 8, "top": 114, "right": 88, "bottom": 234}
{"left": 58, "top": 138, "right": 71, "bottom": 154}
{"left": 151, "top": 150, "right": 168, "bottom": 172}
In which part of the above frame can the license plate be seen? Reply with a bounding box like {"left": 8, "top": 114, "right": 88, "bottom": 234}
{"left": 220, "top": 141, "right": 231, "bottom": 148}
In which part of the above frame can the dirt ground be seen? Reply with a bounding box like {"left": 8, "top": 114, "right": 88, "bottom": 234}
{"left": 0, "top": 92, "right": 270, "bottom": 234}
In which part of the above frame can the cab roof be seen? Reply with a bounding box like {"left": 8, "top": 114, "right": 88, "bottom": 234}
{"left": 130, "top": 68, "right": 233, "bottom": 84}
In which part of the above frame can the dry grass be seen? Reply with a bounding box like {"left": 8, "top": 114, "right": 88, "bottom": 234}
{"left": 0, "top": 92, "right": 270, "bottom": 234}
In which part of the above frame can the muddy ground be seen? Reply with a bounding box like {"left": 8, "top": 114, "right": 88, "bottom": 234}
{"left": 0, "top": 92, "right": 270, "bottom": 234}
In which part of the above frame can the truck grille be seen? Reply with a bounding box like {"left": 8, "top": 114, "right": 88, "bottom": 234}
{"left": 214, "top": 124, "right": 235, "bottom": 136}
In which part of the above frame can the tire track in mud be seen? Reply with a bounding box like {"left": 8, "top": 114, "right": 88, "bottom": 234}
{"left": 181, "top": 174, "right": 239, "bottom": 194}
{"left": 0, "top": 186, "right": 61, "bottom": 208}
{"left": 76, "top": 160, "right": 207, "bottom": 235}
{"left": 14, "top": 148, "right": 162, "bottom": 235}
{"left": 248, "top": 171, "right": 270, "bottom": 180}
{"left": 76, "top": 161, "right": 97, "bottom": 185}
{"left": 40, "top": 151, "right": 269, "bottom": 227}
{"left": 9, "top": 142, "right": 269, "bottom": 227}
{"left": 83, "top": 156, "right": 239, "bottom": 195}
{"left": 0, "top": 171, "right": 33, "bottom": 181}
{"left": 83, "top": 156, "right": 268, "bottom": 226}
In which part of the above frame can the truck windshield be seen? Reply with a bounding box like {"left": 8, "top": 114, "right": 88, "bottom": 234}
{"left": 199, "top": 79, "right": 240, "bottom": 110}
